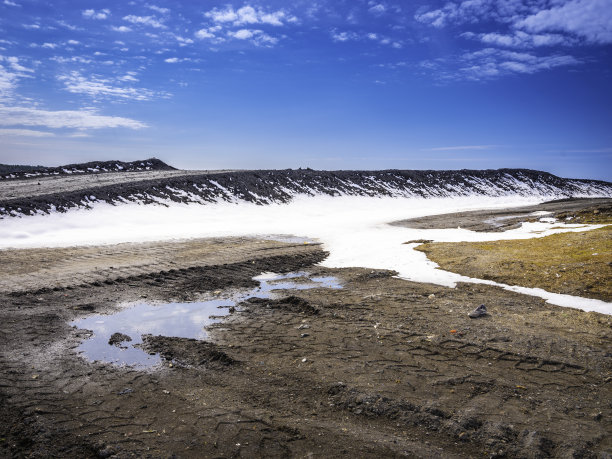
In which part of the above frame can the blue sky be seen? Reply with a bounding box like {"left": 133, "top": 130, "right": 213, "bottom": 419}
{"left": 0, "top": 0, "right": 611, "bottom": 180}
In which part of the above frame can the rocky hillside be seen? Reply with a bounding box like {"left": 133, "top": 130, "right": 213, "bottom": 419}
{"left": 1, "top": 166, "right": 611, "bottom": 218}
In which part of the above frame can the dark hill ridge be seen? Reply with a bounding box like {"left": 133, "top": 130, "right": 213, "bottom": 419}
{"left": 0, "top": 166, "right": 611, "bottom": 218}
{"left": 0, "top": 158, "right": 174, "bottom": 180}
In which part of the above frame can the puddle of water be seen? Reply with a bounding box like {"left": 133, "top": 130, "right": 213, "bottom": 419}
{"left": 71, "top": 271, "right": 341, "bottom": 368}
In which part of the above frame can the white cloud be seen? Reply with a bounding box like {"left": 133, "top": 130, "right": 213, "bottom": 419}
{"left": 195, "top": 28, "right": 216, "bottom": 39}
{"left": 41, "top": 43, "right": 57, "bottom": 49}
{"left": 123, "top": 15, "right": 166, "bottom": 29}
{"left": 111, "top": 25, "right": 132, "bottom": 33}
{"left": 417, "top": 0, "right": 612, "bottom": 45}
{"left": 368, "top": 4, "right": 386, "bottom": 15}
{"left": 67, "top": 39, "right": 80, "bottom": 45}
{"left": 0, "top": 66, "right": 19, "bottom": 101}
{"left": 164, "top": 57, "right": 180, "bottom": 63}
{"left": 57, "top": 20, "right": 80, "bottom": 31}
{"left": 82, "top": 9, "right": 110, "bottom": 20}
{"left": 517, "top": 0, "right": 612, "bottom": 44}
{"left": 226, "top": 29, "right": 279, "bottom": 45}
{"left": 119, "top": 73, "right": 139, "bottom": 82}
{"left": 23, "top": 24, "right": 40, "bottom": 30}
{"left": 204, "top": 5, "right": 296, "bottom": 26}
{"left": 175, "top": 35, "right": 194, "bottom": 45}
{"left": 58, "top": 71, "right": 162, "bottom": 101}
{"left": 50, "top": 56, "right": 92, "bottom": 64}
{"left": 0, "top": 56, "right": 34, "bottom": 102}
{"left": 4, "top": 0, "right": 20, "bottom": 6}
{"left": 6, "top": 56, "right": 33, "bottom": 73}
{"left": 0, "top": 106, "right": 147, "bottom": 130}
{"left": 0, "top": 128, "right": 54, "bottom": 137}
{"left": 229, "top": 29, "right": 255, "bottom": 39}
{"left": 146, "top": 4, "right": 169, "bottom": 14}
{"left": 331, "top": 30, "right": 359, "bottom": 42}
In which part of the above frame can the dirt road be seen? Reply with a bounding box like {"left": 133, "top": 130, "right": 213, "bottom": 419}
{"left": 1, "top": 234, "right": 611, "bottom": 458}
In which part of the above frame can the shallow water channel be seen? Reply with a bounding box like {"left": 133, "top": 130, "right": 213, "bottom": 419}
{"left": 70, "top": 271, "right": 341, "bottom": 368}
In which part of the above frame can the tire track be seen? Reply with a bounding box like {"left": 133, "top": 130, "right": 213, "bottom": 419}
{"left": 0, "top": 238, "right": 323, "bottom": 293}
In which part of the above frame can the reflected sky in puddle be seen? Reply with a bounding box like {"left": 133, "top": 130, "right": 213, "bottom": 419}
{"left": 71, "top": 271, "right": 341, "bottom": 368}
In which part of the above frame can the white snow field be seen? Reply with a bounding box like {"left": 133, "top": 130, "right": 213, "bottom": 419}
{"left": 0, "top": 195, "right": 609, "bottom": 314}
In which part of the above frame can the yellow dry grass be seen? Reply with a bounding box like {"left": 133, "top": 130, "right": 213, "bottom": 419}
{"left": 417, "top": 226, "right": 612, "bottom": 301}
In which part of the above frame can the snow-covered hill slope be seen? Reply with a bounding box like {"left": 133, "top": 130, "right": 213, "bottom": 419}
{"left": 1, "top": 167, "right": 611, "bottom": 218}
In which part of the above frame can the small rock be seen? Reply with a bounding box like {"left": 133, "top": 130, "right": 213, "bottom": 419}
{"left": 300, "top": 333, "right": 310, "bottom": 338}
{"left": 428, "top": 294, "right": 435, "bottom": 299}
{"left": 297, "top": 324, "right": 310, "bottom": 330}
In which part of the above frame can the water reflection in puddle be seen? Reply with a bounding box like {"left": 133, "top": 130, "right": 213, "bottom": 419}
{"left": 71, "top": 271, "right": 341, "bottom": 368}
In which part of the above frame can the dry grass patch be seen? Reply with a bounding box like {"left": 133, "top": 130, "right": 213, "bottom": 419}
{"left": 417, "top": 226, "right": 612, "bottom": 301}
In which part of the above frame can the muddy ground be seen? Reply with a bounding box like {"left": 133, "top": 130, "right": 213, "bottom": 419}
{"left": 1, "top": 210, "right": 611, "bottom": 458}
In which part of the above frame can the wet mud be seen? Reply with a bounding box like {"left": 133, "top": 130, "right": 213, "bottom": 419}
{"left": 1, "top": 234, "right": 611, "bottom": 458}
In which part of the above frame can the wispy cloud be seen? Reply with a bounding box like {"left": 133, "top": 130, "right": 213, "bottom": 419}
{"left": 0, "top": 128, "right": 54, "bottom": 137}
{"left": 368, "top": 3, "right": 386, "bottom": 15}
{"left": 146, "top": 4, "right": 169, "bottom": 14}
{"left": 462, "top": 31, "right": 572, "bottom": 48}
{"left": 0, "top": 106, "right": 147, "bottom": 129}
{"left": 424, "top": 145, "right": 498, "bottom": 151}
{"left": 58, "top": 71, "right": 166, "bottom": 101}
{"left": 420, "top": 47, "right": 580, "bottom": 81}
{"left": 0, "top": 56, "right": 34, "bottom": 102}
{"left": 331, "top": 29, "right": 402, "bottom": 48}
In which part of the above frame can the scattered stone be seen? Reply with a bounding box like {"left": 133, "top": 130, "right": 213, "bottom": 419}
{"left": 297, "top": 324, "right": 310, "bottom": 330}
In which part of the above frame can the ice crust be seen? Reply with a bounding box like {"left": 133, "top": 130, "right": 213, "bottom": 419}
{"left": 0, "top": 195, "right": 609, "bottom": 314}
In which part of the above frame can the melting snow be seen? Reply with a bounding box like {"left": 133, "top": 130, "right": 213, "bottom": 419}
{"left": 0, "top": 195, "right": 609, "bottom": 314}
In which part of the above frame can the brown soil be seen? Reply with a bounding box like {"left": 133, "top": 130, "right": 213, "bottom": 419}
{"left": 417, "top": 226, "right": 612, "bottom": 301}
{"left": 1, "top": 235, "right": 611, "bottom": 458}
